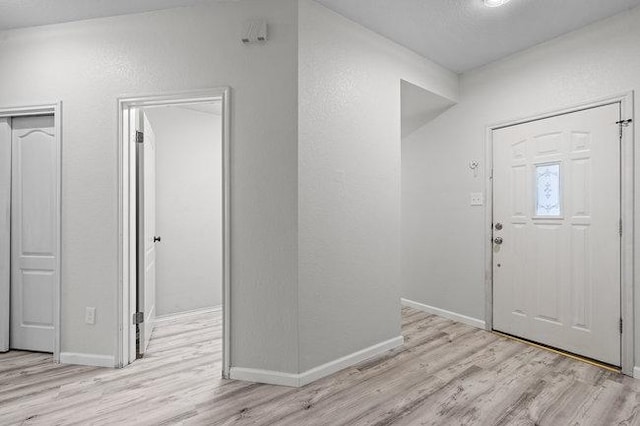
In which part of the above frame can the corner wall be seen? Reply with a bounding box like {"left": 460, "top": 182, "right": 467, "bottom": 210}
{"left": 298, "top": 0, "right": 458, "bottom": 373}
{"left": 401, "top": 6, "right": 640, "bottom": 363}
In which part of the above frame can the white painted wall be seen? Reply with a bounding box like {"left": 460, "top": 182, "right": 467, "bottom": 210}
{"left": 0, "top": 0, "right": 299, "bottom": 372}
{"left": 144, "top": 105, "right": 222, "bottom": 317}
{"left": 401, "top": 6, "right": 640, "bottom": 361}
{"left": 298, "top": 0, "right": 458, "bottom": 372}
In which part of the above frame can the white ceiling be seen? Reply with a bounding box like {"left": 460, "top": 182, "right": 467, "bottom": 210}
{"left": 316, "top": 0, "right": 640, "bottom": 72}
{"left": 178, "top": 102, "right": 222, "bottom": 116}
{"left": 145, "top": 102, "right": 222, "bottom": 116}
{"left": 1, "top": 0, "right": 639, "bottom": 73}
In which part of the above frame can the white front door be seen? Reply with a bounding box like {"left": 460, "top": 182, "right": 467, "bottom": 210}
{"left": 492, "top": 104, "right": 621, "bottom": 366}
{"left": 136, "top": 112, "right": 157, "bottom": 356}
{"left": 10, "top": 115, "right": 57, "bottom": 353}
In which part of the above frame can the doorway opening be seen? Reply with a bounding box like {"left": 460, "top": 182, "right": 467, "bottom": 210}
{"left": 117, "top": 89, "right": 230, "bottom": 377}
{"left": 399, "top": 80, "right": 456, "bottom": 317}
{"left": 0, "top": 104, "right": 62, "bottom": 363}
{"left": 485, "top": 92, "right": 634, "bottom": 376}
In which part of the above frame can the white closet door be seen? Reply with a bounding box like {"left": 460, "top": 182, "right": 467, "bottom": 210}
{"left": 492, "top": 104, "right": 621, "bottom": 366}
{"left": 0, "top": 118, "right": 10, "bottom": 352}
{"left": 10, "top": 115, "right": 57, "bottom": 353}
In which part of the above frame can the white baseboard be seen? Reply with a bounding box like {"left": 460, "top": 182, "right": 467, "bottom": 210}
{"left": 154, "top": 305, "right": 222, "bottom": 323}
{"left": 401, "top": 298, "right": 486, "bottom": 329}
{"left": 633, "top": 366, "right": 640, "bottom": 379}
{"left": 230, "top": 335, "right": 404, "bottom": 388}
{"left": 60, "top": 352, "right": 115, "bottom": 368}
{"left": 229, "top": 367, "right": 300, "bottom": 387}
{"left": 298, "top": 335, "right": 404, "bottom": 386}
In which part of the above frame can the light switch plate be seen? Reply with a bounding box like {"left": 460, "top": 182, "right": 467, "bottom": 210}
{"left": 470, "top": 193, "right": 484, "bottom": 206}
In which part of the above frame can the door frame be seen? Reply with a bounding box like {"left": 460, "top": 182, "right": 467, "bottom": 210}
{"left": 484, "top": 91, "right": 635, "bottom": 376}
{"left": 0, "top": 102, "right": 63, "bottom": 362}
{"left": 116, "top": 88, "right": 231, "bottom": 377}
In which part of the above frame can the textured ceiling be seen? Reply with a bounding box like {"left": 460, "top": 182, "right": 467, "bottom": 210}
{"left": 1, "top": 0, "right": 639, "bottom": 73}
{"left": 315, "top": 0, "right": 640, "bottom": 72}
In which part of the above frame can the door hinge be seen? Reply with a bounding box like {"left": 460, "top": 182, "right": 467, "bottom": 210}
{"left": 617, "top": 119, "right": 633, "bottom": 139}
{"left": 135, "top": 131, "right": 144, "bottom": 143}
{"left": 619, "top": 219, "right": 623, "bottom": 236}
{"left": 620, "top": 318, "right": 623, "bottom": 334}
{"left": 133, "top": 312, "right": 144, "bottom": 325}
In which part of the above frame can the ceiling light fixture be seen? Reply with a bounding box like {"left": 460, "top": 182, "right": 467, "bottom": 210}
{"left": 484, "top": 0, "right": 511, "bottom": 7}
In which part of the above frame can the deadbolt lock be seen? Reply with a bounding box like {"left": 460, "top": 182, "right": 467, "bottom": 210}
{"left": 495, "top": 222, "right": 503, "bottom": 231}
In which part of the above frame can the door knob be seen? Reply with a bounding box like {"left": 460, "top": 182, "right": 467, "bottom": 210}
{"left": 494, "top": 237, "right": 503, "bottom": 245}
{"left": 153, "top": 236, "right": 162, "bottom": 243}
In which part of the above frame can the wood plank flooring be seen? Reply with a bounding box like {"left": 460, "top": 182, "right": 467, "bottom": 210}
{"left": 1, "top": 307, "right": 639, "bottom": 425}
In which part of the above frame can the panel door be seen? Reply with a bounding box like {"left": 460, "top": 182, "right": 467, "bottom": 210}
{"left": 136, "top": 112, "right": 157, "bottom": 356}
{"left": 492, "top": 104, "right": 621, "bottom": 366}
{"left": 10, "top": 115, "right": 57, "bottom": 353}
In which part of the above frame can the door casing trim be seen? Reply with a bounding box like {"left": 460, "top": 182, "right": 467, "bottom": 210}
{"left": 0, "top": 102, "right": 62, "bottom": 362}
{"left": 116, "top": 88, "right": 231, "bottom": 377}
{"left": 484, "top": 91, "right": 635, "bottom": 376}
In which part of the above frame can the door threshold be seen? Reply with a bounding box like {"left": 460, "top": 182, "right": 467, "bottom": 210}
{"left": 492, "top": 330, "right": 621, "bottom": 374}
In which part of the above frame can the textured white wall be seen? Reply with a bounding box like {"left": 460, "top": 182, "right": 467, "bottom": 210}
{"left": 0, "top": 0, "right": 299, "bottom": 372}
{"left": 402, "top": 6, "right": 640, "bottom": 357}
{"left": 298, "top": 0, "right": 458, "bottom": 371}
{"left": 145, "top": 106, "right": 222, "bottom": 317}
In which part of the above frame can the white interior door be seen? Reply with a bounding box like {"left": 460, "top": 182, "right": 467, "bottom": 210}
{"left": 492, "top": 104, "right": 621, "bottom": 366}
{"left": 136, "top": 112, "right": 157, "bottom": 356}
{"left": 127, "top": 108, "right": 137, "bottom": 363}
{"left": 0, "top": 118, "right": 10, "bottom": 352}
{"left": 10, "top": 115, "right": 57, "bottom": 353}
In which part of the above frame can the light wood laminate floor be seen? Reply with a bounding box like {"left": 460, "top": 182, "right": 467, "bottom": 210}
{"left": 1, "top": 307, "right": 639, "bottom": 425}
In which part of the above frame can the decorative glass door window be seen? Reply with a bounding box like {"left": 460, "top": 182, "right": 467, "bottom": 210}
{"left": 535, "top": 163, "right": 561, "bottom": 216}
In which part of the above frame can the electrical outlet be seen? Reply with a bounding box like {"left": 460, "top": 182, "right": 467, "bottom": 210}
{"left": 470, "top": 193, "right": 484, "bottom": 206}
{"left": 85, "top": 307, "right": 96, "bottom": 325}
